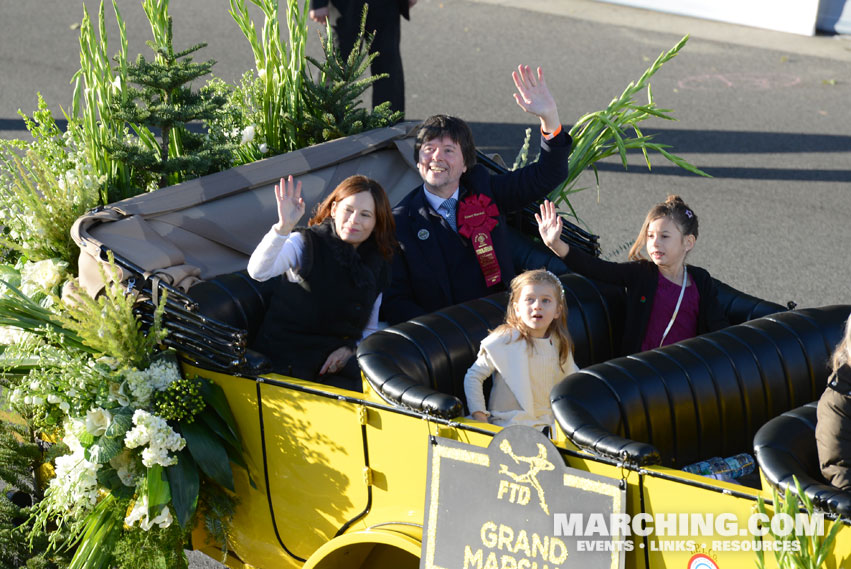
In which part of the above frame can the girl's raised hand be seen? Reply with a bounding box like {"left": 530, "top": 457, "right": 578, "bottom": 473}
{"left": 512, "top": 65, "right": 561, "bottom": 134}
{"left": 535, "top": 200, "right": 570, "bottom": 258}
{"left": 273, "top": 175, "right": 305, "bottom": 235}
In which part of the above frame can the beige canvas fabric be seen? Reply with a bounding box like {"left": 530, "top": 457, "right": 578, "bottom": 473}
{"left": 72, "top": 122, "right": 421, "bottom": 295}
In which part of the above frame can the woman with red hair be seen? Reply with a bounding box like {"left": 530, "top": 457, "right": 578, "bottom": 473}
{"left": 248, "top": 174, "right": 396, "bottom": 390}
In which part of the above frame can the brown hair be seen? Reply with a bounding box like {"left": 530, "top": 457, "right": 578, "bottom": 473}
{"left": 309, "top": 175, "right": 397, "bottom": 261}
{"left": 492, "top": 269, "right": 573, "bottom": 367}
{"left": 830, "top": 316, "right": 851, "bottom": 382}
{"left": 628, "top": 194, "right": 699, "bottom": 262}
{"left": 414, "top": 115, "right": 477, "bottom": 170}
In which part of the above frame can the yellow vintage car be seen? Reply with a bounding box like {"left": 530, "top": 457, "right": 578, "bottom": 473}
{"left": 72, "top": 123, "right": 851, "bottom": 568}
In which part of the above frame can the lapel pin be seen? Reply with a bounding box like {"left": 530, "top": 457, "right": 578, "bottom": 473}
{"left": 417, "top": 229, "right": 430, "bottom": 241}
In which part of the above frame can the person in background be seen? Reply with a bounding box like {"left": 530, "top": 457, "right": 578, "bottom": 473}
{"left": 464, "top": 269, "right": 578, "bottom": 430}
{"left": 248, "top": 174, "right": 396, "bottom": 390}
{"left": 381, "top": 65, "right": 570, "bottom": 324}
{"left": 536, "top": 194, "right": 728, "bottom": 355}
{"left": 309, "top": 0, "right": 416, "bottom": 113}
{"left": 816, "top": 315, "right": 851, "bottom": 489}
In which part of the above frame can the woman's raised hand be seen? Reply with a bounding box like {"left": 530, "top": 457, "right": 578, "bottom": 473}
{"left": 273, "top": 175, "right": 305, "bottom": 235}
{"left": 535, "top": 200, "right": 570, "bottom": 258}
{"left": 512, "top": 65, "right": 561, "bottom": 135}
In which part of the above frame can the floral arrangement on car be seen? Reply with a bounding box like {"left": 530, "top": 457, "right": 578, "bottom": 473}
{"left": 0, "top": 254, "right": 245, "bottom": 569}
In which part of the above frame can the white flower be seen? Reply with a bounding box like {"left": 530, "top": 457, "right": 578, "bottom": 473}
{"left": 122, "top": 358, "right": 179, "bottom": 407}
{"left": 109, "top": 450, "right": 139, "bottom": 487}
{"left": 257, "top": 68, "right": 266, "bottom": 81}
{"left": 0, "top": 326, "right": 25, "bottom": 345}
{"left": 85, "top": 407, "right": 112, "bottom": 437}
{"left": 110, "top": 75, "right": 122, "bottom": 93}
{"left": 125, "top": 495, "right": 173, "bottom": 531}
{"left": 123, "top": 369, "right": 153, "bottom": 406}
{"left": 259, "top": 143, "right": 268, "bottom": 154}
{"left": 124, "top": 410, "right": 185, "bottom": 468}
{"left": 240, "top": 125, "right": 256, "bottom": 145}
{"left": 108, "top": 382, "right": 131, "bottom": 407}
{"left": 147, "top": 358, "right": 181, "bottom": 392}
{"left": 20, "top": 259, "right": 67, "bottom": 296}
{"left": 48, "top": 446, "right": 101, "bottom": 515}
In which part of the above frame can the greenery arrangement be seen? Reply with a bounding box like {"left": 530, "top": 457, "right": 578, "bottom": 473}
{"left": 108, "top": 13, "right": 232, "bottom": 189}
{"left": 0, "top": 255, "right": 244, "bottom": 569}
{"left": 754, "top": 479, "right": 841, "bottom": 569}
{"left": 550, "top": 34, "right": 710, "bottom": 221}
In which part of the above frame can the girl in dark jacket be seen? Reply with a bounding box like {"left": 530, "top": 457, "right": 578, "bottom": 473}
{"left": 536, "top": 195, "right": 728, "bottom": 356}
{"left": 248, "top": 175, "right": 396, "bottom": 389}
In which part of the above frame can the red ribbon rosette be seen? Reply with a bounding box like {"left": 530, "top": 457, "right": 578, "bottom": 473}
{"left": 458, "top": 194, "right": 502, "bottom": 286}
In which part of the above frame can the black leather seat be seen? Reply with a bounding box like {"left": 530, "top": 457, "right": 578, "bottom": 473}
{"left": 754, "top": 402, "right": 851, "bottom": 517}
{"left": 358, "top": 273, "right": 626, "bottom": 417}
{"left": 551, "top": 305, "right": 851, "bottom": 469}
{"left": 357, "top": 272, "right": 787, "bottom": 419}
{"left": 187, "top": 270, "right": 276, "bottom": 344}
{"left": 185, "top": 271, "right": 276, "bottom": 372}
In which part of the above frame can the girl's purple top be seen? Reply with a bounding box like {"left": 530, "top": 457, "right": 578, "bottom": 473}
{"left": 640, "top": 271, "right": 700, "bottom": 351}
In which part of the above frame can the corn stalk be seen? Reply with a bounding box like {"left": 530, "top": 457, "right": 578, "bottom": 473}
{"left": 70, "top": 0, "right": 134, "bottom": 202}
{"left": 552, "top": 35, "right": 709, "bottom": 221}
{"left": 229, "top": 0, "right": 310, "bottom": 154}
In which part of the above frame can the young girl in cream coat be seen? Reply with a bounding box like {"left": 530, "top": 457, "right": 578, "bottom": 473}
{"left": 464, "top": 269, "right": 578, "bottom": 430}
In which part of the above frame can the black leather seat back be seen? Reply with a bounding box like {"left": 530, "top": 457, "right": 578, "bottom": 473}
{"left": 715, "top": 280, "right": 788, "bottom": 325}
{"left": 187, "top": 270, "right": 275, "bottom": 344}
{"left": 552, "top": 305, "right": 851, "bottom": 468}
{"left": 754, "top": 402, "right": 851, "bottom": 516}
{"left": 358, "top": 273, "right": 627, "bottom": 418}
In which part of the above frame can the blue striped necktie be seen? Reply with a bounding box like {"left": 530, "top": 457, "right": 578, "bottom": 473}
{"left": 439, "top": 197, "right": 458, "bottom": 232}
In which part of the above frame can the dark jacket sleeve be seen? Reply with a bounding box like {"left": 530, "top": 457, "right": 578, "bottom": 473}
{"left": 563, "top": 246, "right": 644, "bottom": 287}
{"left": 485, "top": 129, "right": 571, "bottom": 213}
{"left": 690, "top": 266, "right": 730, "bottom": 334}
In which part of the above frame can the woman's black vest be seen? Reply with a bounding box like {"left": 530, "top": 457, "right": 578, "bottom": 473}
{"left": 253, "top": 219, "right": 390, "bottom": 379}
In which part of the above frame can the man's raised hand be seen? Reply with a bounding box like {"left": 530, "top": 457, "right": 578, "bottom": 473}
{"left": 512, "top": 65, "right": 561, "bottom": 134}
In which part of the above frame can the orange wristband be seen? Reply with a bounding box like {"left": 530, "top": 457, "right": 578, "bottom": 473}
{"left": 541, "top": 124, "right": 563, "bottom": 140}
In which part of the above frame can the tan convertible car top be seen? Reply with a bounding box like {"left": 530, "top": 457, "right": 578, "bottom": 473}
{"left": 72, "top": 122, "right": 422, "bottom": 295}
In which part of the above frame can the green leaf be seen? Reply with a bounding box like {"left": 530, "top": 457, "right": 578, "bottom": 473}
{"left": 165, "top": 448, "right": 200, "bottom": 529}
{"left": 198, "top": 404, "right": 243, "bottom": 454}
{"left": 96, "top": 468, "right": 135, "bottom": 499}
{"left": 198, "top": 379, "right": 239, "bottom": 442}
{"left": 86, "top": 435, "right": 123, "bottom": 464}
{"left": 180, "top": 418, "right": 234, "bottom": 491}
{"left": 104, "top": 407, "right": 134, "bottom": 438}
{"left": 146, "top": 464, "right": 172, "bottom": 516}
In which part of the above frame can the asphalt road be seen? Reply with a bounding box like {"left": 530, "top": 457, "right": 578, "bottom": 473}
{"left": 1, "top": 1, "right": 850, "bottom": 566}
